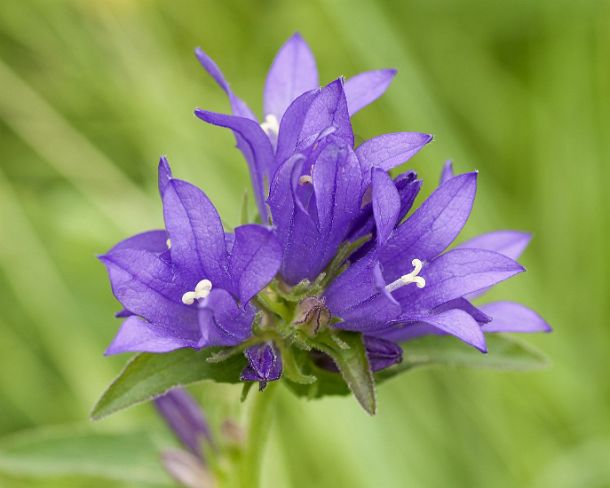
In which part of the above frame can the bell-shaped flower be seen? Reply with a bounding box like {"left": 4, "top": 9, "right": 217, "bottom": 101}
{"left": 100, "top": 157, "right": 282, "bottom": 354}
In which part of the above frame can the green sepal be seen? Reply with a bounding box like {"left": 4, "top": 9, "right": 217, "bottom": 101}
{"left": 319, "top": 234, "right": 371, "bottom": 287}
{"left": 276, "top": 343, "right": 316, "bottom": 385}
{"left": 272, "top": 278, "right": 316, "bottom": 303}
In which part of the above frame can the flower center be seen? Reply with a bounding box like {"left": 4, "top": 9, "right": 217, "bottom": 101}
{"left": 260, "top": 114, "right": 280, "bottom": 139}
{"left": 181, "top": 279, "right": 213, "bottom": 305}
{"left": 385, "top": 259, "right": 426, "bottom": 293}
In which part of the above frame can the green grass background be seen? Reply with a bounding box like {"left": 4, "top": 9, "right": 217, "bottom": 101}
{"left": 0, "top": 0, "right": 608, "bottom": 486}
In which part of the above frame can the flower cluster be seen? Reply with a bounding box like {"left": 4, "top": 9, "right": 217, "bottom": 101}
{"left": 100, "top": 34, "right": 550, "bottom": 406}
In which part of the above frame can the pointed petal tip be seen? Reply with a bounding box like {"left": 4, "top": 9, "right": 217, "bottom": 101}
{"left": 473, "top": 333, "right": 488, "bottom": 353}
{"left": 158, "top": 155, "right": 171, "bottom": 171}
{"left": 103, "top": 342, "right": 121, "bottom": 356}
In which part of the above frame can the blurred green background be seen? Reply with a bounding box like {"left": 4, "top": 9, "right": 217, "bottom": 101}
{"left": 0, "top": 0, "right": 608, "bottom": 486}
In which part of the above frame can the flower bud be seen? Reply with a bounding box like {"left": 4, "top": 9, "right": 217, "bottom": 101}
{"left": 240, "top": 342, "right": 282, "bottom": 391}
{"left": 364, "top": 336, "right": 403, "bottom": 372}
{"left": 154, "top": 388, "right": 212, "bottom": 460}
{"left": 294, "top": 296, "right": 331, "bottom": 336}
{"left": 161, "top": 449, "right": 214, "bottom": 488}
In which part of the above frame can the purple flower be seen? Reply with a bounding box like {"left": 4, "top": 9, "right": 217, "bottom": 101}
{"left": 154, "top": 388, "right": 212, "bottom": 460}
{"left": 100, "top": 157, "right": 282, "bottom": 355}
{"left": 193, "top": 33, "right": 430, "bottom": 225}
{"left": 99, "top": 33, "right": 550, "bottom": 407}
{"left": 324, "top": 165, "right": 551, "bottom": 353}
{"left": 240, "top": 342, "right": 283, "bottom": 391}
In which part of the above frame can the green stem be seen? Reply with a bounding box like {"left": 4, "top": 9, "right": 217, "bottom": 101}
{"left": 239, "top": 382, "right": 278, "bottom": 488}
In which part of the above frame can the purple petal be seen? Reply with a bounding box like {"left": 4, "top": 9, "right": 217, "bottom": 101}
{"left": 154, "top": 388, "right": 212, "bottom": 459}
{"left": 356, "top": 132, "right": 432, "bottom": 181}
{"left": 229, "top": 224, "right": 282, "bottom": 304}
{"left": 312, "top": 144, "right": 363, "bottom": 271}
{"left": 270, "top": 139, "right": 363, "bottom": 284}
{"left": 99, "top": 249, "right": 198, "bottom": 333}
{"left": 347, "top": 171, "right": 420, "bottom": 244}
{"left": 393, "top": 248, "right": 525, "bottom": 312}
{"left": 325, "top": 255, "right": 402, "bottom": 330}
{"left": 395, "top": 171, "right": 422, "bottom": 221}
{"left": 194, "top": 110, "right": 273, "bottom": 222}
{"left": 194, "top": 47, "right": 256, "bottom": 120}
{"left": 162, "top": 178, "right": 230, "bottom": 287}
{"left": 287, "top": 79, "right": 353, "bottom": 154}
{"left": 439, "top": 160, "right": 454, "bottom": 185}
{"left": 457, "top": 230, "right": 532, "bottom": 299}
{"left": 458, "top": 230, "right": 532, "bottom": 261}
{"left": 108, "top": 230, "right": 168, "bottom": 254}
{"left": 344, "top": 69, "right": 397, "bottom": 116}
{"left": 158, "top": 156, "right": 173, "bottom": 196}
{"left": 379, "top": 172, "right": 478, "bottom": 281}
{"left": 480, "top": 301, "right": 552, "bottom": 333}
{"left": 363, "top": 336, "right": 403, "bottom": 372}
{"left": 304, "top": 79, "right": 352, "bottom": 145}
{"left": 240, "top": 342, "right": 283, "bottom": 391}
{"left": 105, "top": 316, "right": 200, "bottom": 355}
{"left": 387, "top": 309, "right": 487, "bottom": 352}
{"left": 274, "top": 89, "right": 319, "bottom": 166}
{"left": 434, "top": 297, "right": 492, "bottom": 324}
{"left": 372, "top": 168, "right": 400, "bottom": 246}
{"left": 263, "top": 33, "right": 319, "bottom": 121}
{"left": 198, "top": 289, "right": 254, "bottom": 347}
{"left": 267, "top": 154, "right": 319, "bottom": 284}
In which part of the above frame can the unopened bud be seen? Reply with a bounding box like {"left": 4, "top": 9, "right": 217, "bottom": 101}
{"left": 161, "top": 449, "right": 214, "bottom": 488}
{"left": 294, "top": 296, "right": 331, "bottom": 336}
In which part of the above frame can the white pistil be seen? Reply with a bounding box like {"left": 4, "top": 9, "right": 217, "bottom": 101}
{"left": 260, "top": 114, "right": 280, "bottom": 138}
{"left": 298, "top": 175, "right": 313, "bottom": 185}
{"left": 385, "top": 259, "right": 426, "bottom": 293}
{"left": 182, "top": 279, "right": 213, "bottom": 305}
{"left": 166, "top": 238, "right": 171, "bottom": 249}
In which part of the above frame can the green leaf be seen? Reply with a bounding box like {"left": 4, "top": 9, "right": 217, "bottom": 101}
{"left": 312, "top": 331, "right": 376, "bottom": 415}
{"left": 285, "top": 334, "right": 549, "bottom": 402}
{"left": 0, "top": 425, "right": 172, "bottom": 485}
{"left": 92, "top": 348, "right": 246, "bottom": 420}
{"left": 378, "top": 333, "right": 550, "bottom": 382}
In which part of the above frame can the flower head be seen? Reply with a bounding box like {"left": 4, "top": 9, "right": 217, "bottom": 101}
{"left": 100, "top": 33, "right": 550, "bottom": 412}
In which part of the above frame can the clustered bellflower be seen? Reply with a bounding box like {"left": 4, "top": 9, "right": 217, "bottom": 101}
{"left": 100, "top": 33, "right": 550, "bottom": 409}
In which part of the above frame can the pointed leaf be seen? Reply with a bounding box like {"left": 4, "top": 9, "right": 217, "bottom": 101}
{"left": 377, "top": 334, "right": 549, "bottom": 383}
{"left": 92, "top": 348, "right": 246, "bottom": 420}
{"left": 312, "top": 331, "right": 376, "bottom": 415}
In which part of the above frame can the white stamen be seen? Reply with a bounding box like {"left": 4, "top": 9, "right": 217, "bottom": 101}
{"left": 260, "top": 114, "right": 280, "bottom": 138}
{"left": 182, "top": 279, "right": 213, "bottom": 305}
{"left": 298, "top": 175, "right": 313, "bottom": 185}
{"left": 181, "top": 291, "right": 197, "bottom": 305}
{"left": 195, "top": 279, "right": 212, "bottom": 294}
{"left": 385, "top": 259, "right": 426, "bottom": 293}
{"left": 166, "top": 238, "right": 171, "bottom": 249}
